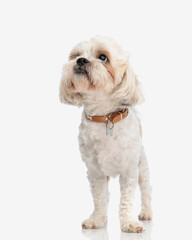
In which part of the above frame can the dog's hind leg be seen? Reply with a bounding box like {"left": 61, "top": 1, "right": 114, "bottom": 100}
{"left": 138, "top": 147, "right": 152, "bottom": 220}
{"left": 82, "top": 170, "right": 109, "bottom": 229}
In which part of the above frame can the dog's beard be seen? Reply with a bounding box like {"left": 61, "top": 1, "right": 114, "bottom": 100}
{"left": 71, "top": 64, "right": 91, "bottom": 91}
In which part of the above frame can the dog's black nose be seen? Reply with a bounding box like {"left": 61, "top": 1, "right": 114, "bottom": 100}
{"left": 77, "top": 58, "right": 89, "bottom": 66}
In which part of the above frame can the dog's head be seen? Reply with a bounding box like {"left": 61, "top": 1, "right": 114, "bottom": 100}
{"left": 59, "top": 37, "right": 144, "bottom": 107}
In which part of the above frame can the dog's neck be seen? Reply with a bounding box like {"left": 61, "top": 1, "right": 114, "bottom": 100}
{"left": 82, "top": 90, "right": 123, "bottom": 116}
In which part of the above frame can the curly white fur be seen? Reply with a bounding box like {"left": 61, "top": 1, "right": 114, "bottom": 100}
{"left": 60, "top": 36, "right": 152, "bottom": 233}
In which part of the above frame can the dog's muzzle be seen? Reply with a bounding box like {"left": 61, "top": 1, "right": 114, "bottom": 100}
{"left": 74, "top": 58, "right": 89, "bottom": 74}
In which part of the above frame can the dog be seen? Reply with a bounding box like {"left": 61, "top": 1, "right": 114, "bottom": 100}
{"left": 59, "top": 36, "right": 152, "bottom": 233}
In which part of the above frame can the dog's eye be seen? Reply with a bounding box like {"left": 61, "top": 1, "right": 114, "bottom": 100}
{"left": 99, "top": 54, "right": 108, "bottom": 62}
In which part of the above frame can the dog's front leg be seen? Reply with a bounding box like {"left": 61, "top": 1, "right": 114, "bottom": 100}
{"left": 119, "top": 171, "right": 143, "bottom": 233}
{"left": 82, "top": 171, "right": 109, "bottom": 229}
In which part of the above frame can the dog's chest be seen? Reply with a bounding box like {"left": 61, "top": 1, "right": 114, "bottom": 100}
{"left": 78, "top": 111, "right": 142, "bottom": 177}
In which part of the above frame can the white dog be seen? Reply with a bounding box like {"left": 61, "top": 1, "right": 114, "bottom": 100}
{"left": 59, "top": 37, "right": 152, "bottom": 233}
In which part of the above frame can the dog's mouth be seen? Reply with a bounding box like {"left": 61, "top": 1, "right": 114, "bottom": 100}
{"left": 75, "top": 69, "right": 87, "bottom": 74}
{"left": 74, "top": 65, "right": 88, "bottom": 75}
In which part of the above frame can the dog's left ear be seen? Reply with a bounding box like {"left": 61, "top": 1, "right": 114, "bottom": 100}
{"left": 59, "top": 79, "right": 83, "bottom": 107}
{"left": 112, "top": 62, "right": 144, "bottom": 107}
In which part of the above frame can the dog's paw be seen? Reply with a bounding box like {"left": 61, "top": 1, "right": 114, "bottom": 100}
{"left": 120, "top": 220, "right": 144, "bottom": 233}
{"left": 82, "top": 216, "right": 106, "bottom": 229}
{"left": 138, "top": 208, "right": 152, "bottom": 220}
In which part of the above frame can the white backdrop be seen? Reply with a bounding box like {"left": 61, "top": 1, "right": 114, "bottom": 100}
{"left": 0, "top": 0, "right": 192, "bottom": 239}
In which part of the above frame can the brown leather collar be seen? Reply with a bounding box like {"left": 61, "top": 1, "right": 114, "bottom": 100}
{"left": 86, "top": 108, "right": 128, "bottom": 124}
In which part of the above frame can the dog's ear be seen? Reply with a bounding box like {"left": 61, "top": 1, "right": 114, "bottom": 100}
{"left": 59, "top": 78, "right": 83, "bottom": 107}
{"left": 112, "top": 62, "right": 144, "bottom": 107}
